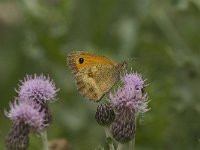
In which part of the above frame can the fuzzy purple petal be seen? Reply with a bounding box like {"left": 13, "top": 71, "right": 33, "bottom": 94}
{"left": 121, "top": 72, "right": 145, "bottom": 90}
{"left": 5, "top": 101, "right": 46, "bottom": 132}
{"left": 17, "top": 74, "right": 59, "bottom": 102}
{"left": 110, "top": 72, "right": 149, "bottom": 114}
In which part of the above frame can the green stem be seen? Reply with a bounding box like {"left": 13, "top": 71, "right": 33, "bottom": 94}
{"left": 116, "top": 143, "right": 123, "bottom": 150}
{"left": 129, "top": 138, "right": 135, "bottom": 150}
{"left": 41, "top": 130, "right": 49, "bottom": 150}
{"left": 104, "top": 127, "right": 115, "bottom": 150}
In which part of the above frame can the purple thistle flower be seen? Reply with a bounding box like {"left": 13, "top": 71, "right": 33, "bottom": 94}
{"left": 5, "top": 74, "right": 59, "bottom": 150}
{"left": 17, "top": 74, "right": 59, "bottom": 103}
{"left": 109, "top": 72, "right": 149, "bottom": 114}
{"left": 5, "top": 100, "right": 46, "bottom": 133}
{"left": 109, "top": 71, "right": 149, "bottom": 143}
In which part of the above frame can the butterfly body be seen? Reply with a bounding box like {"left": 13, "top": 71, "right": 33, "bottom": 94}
{"left": 67, "top": 51, "right": 126, "bottom": 102}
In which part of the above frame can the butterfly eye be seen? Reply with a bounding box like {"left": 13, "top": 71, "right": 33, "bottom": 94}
{"left": 88, "top": 73, "right": 93, "bottom": 77}
{"left": 79, "top": 58, "right": 84, "bottom": 64}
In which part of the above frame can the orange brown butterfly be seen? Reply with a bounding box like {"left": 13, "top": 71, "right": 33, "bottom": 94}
{"left": 67, "top": 51, "right": 126, "bottom": 102}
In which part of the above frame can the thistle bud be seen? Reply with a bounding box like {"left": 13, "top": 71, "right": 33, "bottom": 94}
{"left": 95, "top": 104, "right": 115, "bottom": 126}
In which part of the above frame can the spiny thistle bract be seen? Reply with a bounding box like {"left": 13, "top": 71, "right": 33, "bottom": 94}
{"left": 111, "top": 112, "right": 135, "bottom": 143}
{"left": 6, "top": 121, "right": 30, "bottom": 150}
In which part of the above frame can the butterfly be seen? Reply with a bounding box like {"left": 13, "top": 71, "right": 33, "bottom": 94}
{"left": 67, "top": 51, "right": 126, "bottom": 102}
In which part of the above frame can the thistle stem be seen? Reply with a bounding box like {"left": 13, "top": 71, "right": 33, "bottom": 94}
{"left": 104, "top": 127, "right": 115, "bottom": 150}
{"left": 129, "top": 138, "right": 135, "bottom": 150}
{"left": 41, "top": 130, "right": 49, "bottom": 150}
{"left": 116, "top": 143, "right": 123, "bottom": 150}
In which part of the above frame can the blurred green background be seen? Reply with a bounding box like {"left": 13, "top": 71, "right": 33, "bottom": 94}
{"left": 0, "top": 0, "right": 200, "bottom": 149}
